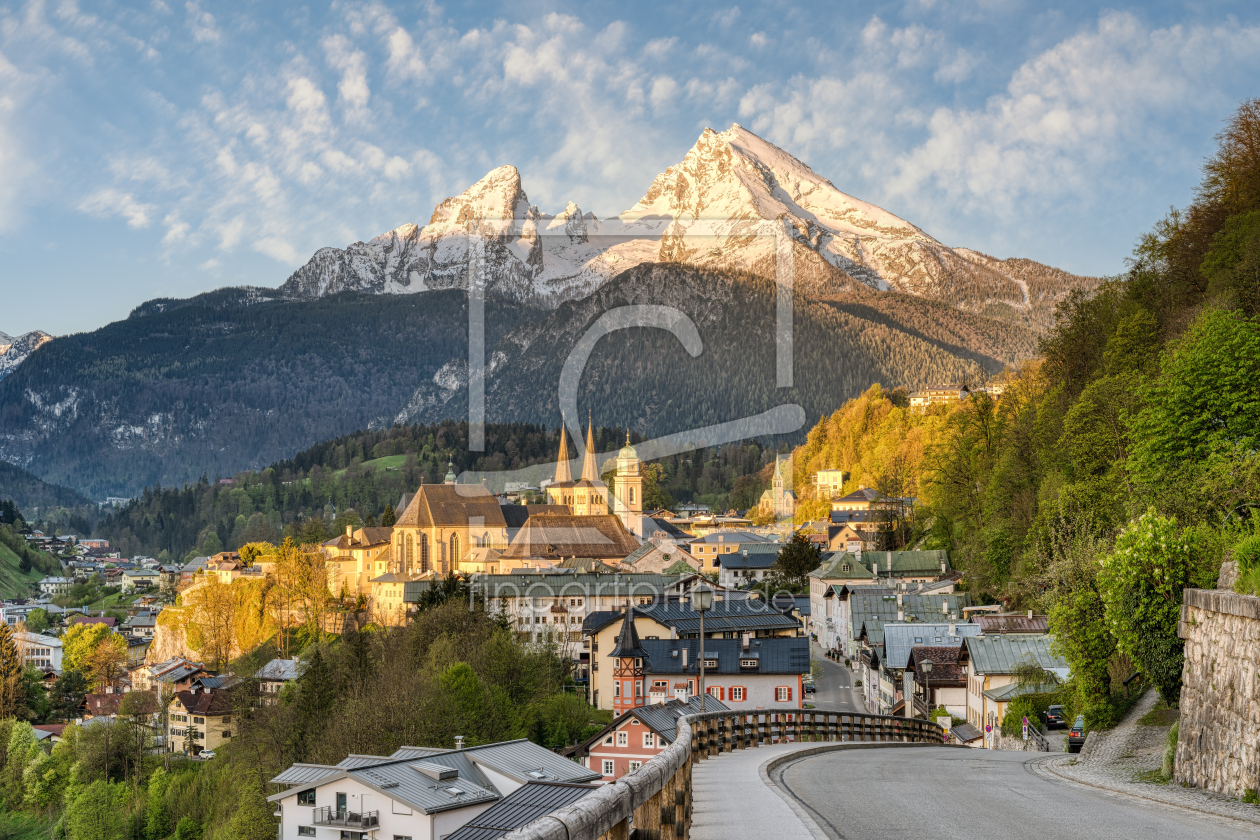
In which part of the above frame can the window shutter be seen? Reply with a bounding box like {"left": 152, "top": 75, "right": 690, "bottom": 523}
{"left": 787, "top": 687, "right": 793, "bottom": 701}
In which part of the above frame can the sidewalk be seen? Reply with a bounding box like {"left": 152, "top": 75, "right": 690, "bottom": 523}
{"left": 690, "top": 742, "right": 825, "bottom": 840}
{"left": 1029, "top": 688, "right": 1260, "bottom": 827}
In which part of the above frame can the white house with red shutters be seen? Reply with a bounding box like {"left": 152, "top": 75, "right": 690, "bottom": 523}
{"left": 604, "top": 604, "right": 809, "bottom": 716}
{"left": 570, "top": 695, "right": 726, "bottom": 781}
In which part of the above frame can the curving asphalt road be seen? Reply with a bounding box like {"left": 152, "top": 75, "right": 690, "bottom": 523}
{"left": 773, "top": 746, "right": 1259, "bottom": 839}
{"left": 808, "top": 643, "right": 867, "bottom": 714}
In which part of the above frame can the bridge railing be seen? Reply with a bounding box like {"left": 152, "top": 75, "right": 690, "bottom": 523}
{"left": 502, "top": 709, "right": 946, "bottom": 840}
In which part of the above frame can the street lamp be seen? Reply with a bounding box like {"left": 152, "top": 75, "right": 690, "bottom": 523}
{"left": 919, "top": 660, "right": 934, "bottom": 717}
{"left": 691, "top": 583, "right": 714, "bottom": 711}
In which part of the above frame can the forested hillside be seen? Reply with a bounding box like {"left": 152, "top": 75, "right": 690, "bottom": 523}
{"left": 0, "top": 461, "right": 92, "bottom": 512}
{"left": 0, "top": 289, "right": 543, "bottom": 499}
{"left": 794, "top": 98, "right": 1260, "bottom": 725}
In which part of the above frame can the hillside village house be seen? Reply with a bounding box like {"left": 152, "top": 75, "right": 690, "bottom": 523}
{"left": 910, "top": 382, "right": 971, "bottom": 411}
{"left": 38, "top": 576, "right": 72, "bottom": 597}
{"left": 322, "top": 526, "right": 395, "bottom": 595}
{"left": 134, "top": 657, "right": 211, "bottom": 692}
{"left": 814, "top": 469, "right": 847, "bottom": 499}
{"left": 254, "top": 658, "right": 302, "bottom": 704}
{"left": 575, "top": 695, "right": 724, "bottom": 780}
{"left": 808, "top": 552, "right": 955, "bottom": 649}
{"left": 267, "top": 739, "right": 598, "bottom": 840}
{"left": 167, "top": 687, "right": 233, "bottom": 756}
{"left": 121, "top": 569, "right": 160, "bottom": 592}
{"left": 963, "top": 634, "right": 1070, "bottom": 742}
{"left": 716, "top": 543, "right": 782, "bottom": 588}
{"left": 906, "top": 646, "right": 969, "bottom": 719}
{"left": 14, "top": 631, "right": 62, "bottom": 670}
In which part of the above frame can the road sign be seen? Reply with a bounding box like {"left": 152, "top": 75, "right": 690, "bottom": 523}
{"left": 984, "top": 724, "right": 992, "bottom": 733}
{"left": 1022, "top": 724, "right": 1028, "bottom": 740}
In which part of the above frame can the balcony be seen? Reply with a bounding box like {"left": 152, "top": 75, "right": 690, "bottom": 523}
{"left": 311, "top": 807, "right": 379, "bottom": 828}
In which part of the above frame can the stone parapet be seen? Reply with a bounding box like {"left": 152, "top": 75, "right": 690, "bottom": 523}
{"left": 1175, "top": 587, "right": 1260, "bottom": 797}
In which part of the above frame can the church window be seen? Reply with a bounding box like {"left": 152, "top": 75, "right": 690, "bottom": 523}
{"left": 450, "top": 534, "right": 460, "bottom": 564}
{"left": 405, "top": 535, "right": 414, "bottom": 571}
{"left": 420, "top": 534, "right": 430, "bottom": 572}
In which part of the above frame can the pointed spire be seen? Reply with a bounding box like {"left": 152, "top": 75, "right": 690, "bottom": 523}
{"left": 554, "top": 413, "right": 572, "bottom": 484}
{"left": 609, "top": 599, "right": 646, "bottom": 658}
{"left": 581, "top": 412, "right": 599, "bottom": 482}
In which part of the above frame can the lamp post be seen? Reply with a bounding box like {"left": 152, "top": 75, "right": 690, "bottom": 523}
{"left": 920, "top": 660, "right": 934, "bottom": 717}
{"left": 691, "top": 583, "right": 714, "bottom": 711}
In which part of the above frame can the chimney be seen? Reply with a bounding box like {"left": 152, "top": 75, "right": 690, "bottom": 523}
{"left": 670, "top": 626, "right": 678, "bottom": 640}
{"left": 741, "top": 632, "right": 751, "bottom": 651}
{"left": 917, "top": 582, "right": 924, "bottom": 592}
{"left": 949, "top": 621, "right": 956, "bottom": 636}
{"left": 940, "top": 560, "right": 947, "bottom": 573}
{"left": 896, "top": 609, "right": 904, "bottom": 622}
{"left": 681, "top": 647, "right": 688, "bottom": 669}
{"left": 896, "top": 593, "right": 903, "bottom": 607}
{"left": 455, "top": 735, "right": 465, "bottom": 750}
{"left": 346, "top": 525, "right": 352, "bottom": 539}
{"left": 1027, "top": 610, "right": 1033, "bottom": 619}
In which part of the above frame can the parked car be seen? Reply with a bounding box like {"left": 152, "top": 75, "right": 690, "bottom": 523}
{"left": 804, "top": 682, "right": 816, "bottom": 694}
{"left": 1067, "top": 716, "right": 1086, "bottom": 753}
{"left": 199, "top": 750, "right": 216, "bottom": 760}
{"left": 1044, "top": 705, "right": 1067, "bottom": 729}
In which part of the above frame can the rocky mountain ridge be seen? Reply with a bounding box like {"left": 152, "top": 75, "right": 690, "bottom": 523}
{"left": 0, "top": 331, "right": 52, "bottom": 382}
{"left": 279, "top": 125, "right": 1097, "bottom": 330}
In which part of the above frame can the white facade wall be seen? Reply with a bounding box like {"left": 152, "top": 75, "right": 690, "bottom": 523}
{"left": 697, "top": 673, "right": 802, "bottom": 709}
{"left": 274, "top": 776, "right": 493, "bottom": 840}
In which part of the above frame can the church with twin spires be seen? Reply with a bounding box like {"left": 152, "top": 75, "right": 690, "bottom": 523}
{"left": 545, "top": 414, "right": 645, "bottom": 535}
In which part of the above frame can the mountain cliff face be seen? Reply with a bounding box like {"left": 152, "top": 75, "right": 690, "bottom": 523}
{"left": 279, "top": 125, "right": 1096, "bottom": 329}
{"left": 0, "top": 331, "right": 52, "bottom": 382}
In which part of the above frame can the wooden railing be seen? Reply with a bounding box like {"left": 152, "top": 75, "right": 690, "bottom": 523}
{"left": 501, "top": 709, "right": 946, "bottom": 840}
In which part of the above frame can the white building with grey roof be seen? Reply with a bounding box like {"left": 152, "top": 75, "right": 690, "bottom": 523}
{"left": 268, "top": 739, "right": 599, "bottom": 840}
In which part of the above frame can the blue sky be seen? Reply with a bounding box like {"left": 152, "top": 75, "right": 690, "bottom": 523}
{"left": 2, "top": 0, "right": 1259, "bottom": 336}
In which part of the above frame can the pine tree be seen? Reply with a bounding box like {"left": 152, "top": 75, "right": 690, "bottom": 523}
{"left": 145, "top": 768, "right": 170, "bottom": 840}
{"left": 380, "top": 503, "right": 396, "bottom": 526}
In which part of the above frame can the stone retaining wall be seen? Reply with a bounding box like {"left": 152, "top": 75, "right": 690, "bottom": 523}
{"left": 1175, "top": 588, "right": 1260, "bottom": 796}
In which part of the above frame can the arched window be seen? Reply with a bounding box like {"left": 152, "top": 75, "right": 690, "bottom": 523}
{"left": 420, "top": 534, "right": 430, "bottom": 572}
{"left": 482, "top": 531, "right": 490, "bottom": 548}
{"left": 629, "top": 487, "right": 635, "bottom": 503}
{"left": 450, "top": 534, "right": 460, "bottom": 566}
{"left": 405, "top": 534, "right": 414, "bottom": 572}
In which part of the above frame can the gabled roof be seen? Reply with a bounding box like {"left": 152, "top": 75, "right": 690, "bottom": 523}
{"left": 687, "top": 532, "right": 776, "bottom": 545}
{"left": 832, "top": 487, "right": 886, "bottom": 504}
{"left": 269, "top": 764, "right": 341, "bottom": 786}
{"left": 849, "top": 591, "right": 972, "bottom": 639}
{"left": 974, "top": 614, "right": 1050, "bottom": 634}
{"left": 882, "top": 622, "right": 981, "bottom": 669}
{"left": 905, "top": 646, "right": 967, "bottom": 683}
{"left": 632, "top": 695, "right": 727, "bottom": 742}
{"left": 500, "top": 504, "right": 531, "bottom": 528}
{"left": 719, "top": 552, "right": 779, "bottom": 571}
{"left": 395, "top": 484, "right": 509, "bottom": 529}
{"left": 254, "top": 658, "right": 303, "bottom": 682}
{"left": 583, "top": 600, "right": 800, "bottom": 637}
{"left": 964, "top": 634, "right": 1069, "bottom": 677}
{"left": 982, "top": 681, "right": 1058, "bottom": 702}
{"left": 174, "top": 688, "right": 232, "bottom": 716}
{"left": 499, "top": 514, "right": 641, "bottom": 560}
{"left": 444, "top": 782, "right": 596, "bottom": 840}
{"left": 809, "top": 552, "right": 869, "bottom": 581}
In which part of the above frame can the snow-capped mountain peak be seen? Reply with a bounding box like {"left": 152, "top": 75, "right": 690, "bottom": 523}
{"left": 277, "top": 124, "right": 1094, "bottom": 327}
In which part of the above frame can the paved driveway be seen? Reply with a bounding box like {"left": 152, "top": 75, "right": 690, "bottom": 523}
{"left": 775, "top": 746, "right": 1258, "bottom": 839}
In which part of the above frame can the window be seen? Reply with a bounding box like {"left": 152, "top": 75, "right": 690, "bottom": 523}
{"left": 614, "top": 682, "right": 620, "bottom": 698}
{"left": 602, "top": 759, "right": 615, "bottom": 776}
{"left": 604, "top": 736, "right": 613, "bottom": 745}
{"left": 298, "top": 828, "right": 316, "bottom": 837}
{"left": 394, "top": 836, "right": 414, "bottom": 840}
{"left": 707, "top": 686, "right": 723, "bottom": 701}
{"left": 740, "top": 659, "right": 758, "bottom": 668}
{"left": 776, "top": 686, "right": 793, "bottom": 702}
{"left": 703, "top": 659, "right": 717, "bottom": 668}
{"left": 193, "top": 717, "right": 204, "bottom": 725}
{"left": 628, "top": 761, "right": 641, "bottom": 772}
{"left": 635, "top": 681, "right": 642, "bottom": 697}
{"left": 643, "top": 732, "right": 655, "bottom": 748}
{"left": 730, "top": 686, "right": 745, "bottom": 702}
{"left": 616, "top": 732, "right": 628, "bottom": 747}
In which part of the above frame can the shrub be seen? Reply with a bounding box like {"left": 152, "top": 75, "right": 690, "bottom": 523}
{"left": 1232, "top": 532, "right": 1260, "bottom": 596}
{"left": 1162, "top": 720, "right": 1179, "bottom": 781}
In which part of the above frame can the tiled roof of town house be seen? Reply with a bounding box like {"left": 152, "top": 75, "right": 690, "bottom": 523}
{"left": 808, "top": 551, "right": 866, "bottom": 580}
{"left": 974, "top": 614, "right": 1050, "bottom": 634}
{"left": 471, "top": 573, "right": 684, "bottom": 599}
{"left": 827, "top": 510, "right": 880, "bottom": 525}
{"left": 981, "top": 681, "right": 1059, "bottom": 702}
{"left": 638, "top": 637, "right": 809, "bottom": 676}
{"left": 254, "top": 658, "right": 304, "bottom": 682}
{"left": 500, "top": 504, "right": 530, "bottom": 528}
{"left": 174, "top": 688, "right": 233, "bottom": 716}
{"left": 395, "top": 484, "right": 509, "bottom": 529}
{"left": 849, "top": 591, "right": 972, "bottom": 639}
{"left": 883, "top": 622, "right": 982, "bottom": 669}
{"left": 582, "top": 600, "right": 800, "bottom": 636}
{"left": 832, "top": 487, "right": 887, "bottom": 504}
{"left": 498, "top": 514, "right": 641, "bottom": 560}
{"left": 83, "top": 693, "right": 124, "bottom": 716}
{"left": 555, "top": 557, "right": 620, "bottom": 574}
{"left": 269, "top": 763, "right": 342, "bottom": 786}
{"left": 444, "top": 782, "right": 597, "bottom": 840}
{"left": 567, "top": 695, "right": 727, "bottom": 760}
{"left": 964, "top": 634, "right": 1070, "bottom": 676}
{"left": 718, "top": 552, "right": 779, "bottom": 571}
{"left": 687, "top": 531, "right": 776, "bottom": 545}
{"left": 906, "top": 646, "right": 967, "bottom": 683}
{"left": 525, "top": 504, "right": 570, "bottom": 516}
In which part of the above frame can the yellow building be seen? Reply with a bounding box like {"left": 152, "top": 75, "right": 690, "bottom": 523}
{"left": 814, "top": 469, "right": 847, "bottom": 498}
{"left": 322, "top": 526, "right": 395, "bottom": 595}
{"left": 167, "top": 688, "right": 233, "bottom": 756}
{"left": 391, "top": 480, "right": 511, "bottom": 575}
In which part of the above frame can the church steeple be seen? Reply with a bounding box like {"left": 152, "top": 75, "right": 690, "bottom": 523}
{"left": 610, "top": 600, "right": 647, "bottom": 715}
{"left": 581, "top": 412, "right": 599, "bottom": 482}
{"left": 554, "top": 414, "right": 573, "bottom": 484}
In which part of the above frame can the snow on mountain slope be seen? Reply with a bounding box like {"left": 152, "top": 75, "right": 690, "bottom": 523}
{"left": 278, "top": 125, "right": 1095, "bottom": 328}
{"left": 0, "top": 331, "right": 52, "bottom": 382}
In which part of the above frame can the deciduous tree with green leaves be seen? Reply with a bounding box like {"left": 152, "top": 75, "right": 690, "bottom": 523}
{"left": 1097, "top": 511, "right": 1192, "bottom": 704}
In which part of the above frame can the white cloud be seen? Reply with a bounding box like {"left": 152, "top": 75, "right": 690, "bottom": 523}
{"left": 78, "top": 188, "right": 155, "bottom": 228}
{"left": 323, "top": 34, "right": 371, "bottom": 119}
{"left": 649, "top": 76, "right": 678, "bottom": 110}
{"left": 185, "top": 1, "right": 219, "bottom": 44}
{"left": 749, "top": 32, "right": 768, "bottom": 49}
{"left": 385, "top": 26, "right": 426, "bottom": 82}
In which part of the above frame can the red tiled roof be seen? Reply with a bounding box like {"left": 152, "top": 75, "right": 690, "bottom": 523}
{"left": 83, "top": 693, "right": 124, "bottom": 716}
{"left": 174, "top": 688, "right": 233, "bottom": 716}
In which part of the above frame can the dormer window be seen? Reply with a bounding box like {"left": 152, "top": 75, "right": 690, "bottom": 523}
{"left": 740, "top": 659, "right": 758, "bottom": 668}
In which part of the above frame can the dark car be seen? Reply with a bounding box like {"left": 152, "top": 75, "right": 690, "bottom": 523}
{"left": 1044, "top": 705, "right": 1066, "bottom": 729}
{"left": 1067, "top": 715, "right": 1086, "bottom": 753}
{"left": 804, "top": 682, "right": 816, "bottom": 694}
